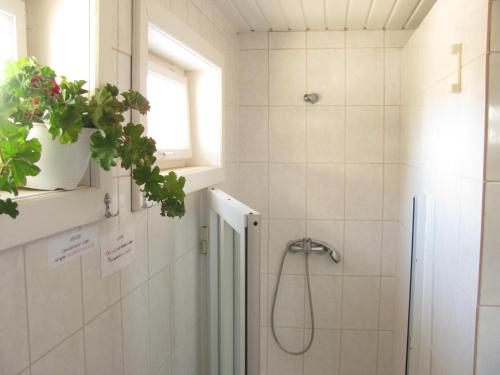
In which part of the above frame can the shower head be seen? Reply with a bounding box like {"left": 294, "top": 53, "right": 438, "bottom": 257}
{"left": 303, "top": 93, "right": 319, "bottom": 104}
{"left": 327, "top": 248, "right": 341, "bottom": 263}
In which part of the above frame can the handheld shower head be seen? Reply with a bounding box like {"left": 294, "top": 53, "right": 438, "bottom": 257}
{"left": 327, "top": 248, "right": 341, "bottom": 263}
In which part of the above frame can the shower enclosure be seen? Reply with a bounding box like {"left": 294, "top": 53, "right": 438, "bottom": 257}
{"left": 206, "top": 188, "right": 261, "bottom": 375}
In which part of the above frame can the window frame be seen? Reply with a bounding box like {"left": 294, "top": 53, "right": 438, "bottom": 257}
{"left": 131, "top": 0, "right": 225, "bottom": 212}
{"left": 147, "top": 58, "right": 193, "bottom": 163}
{"left": 0, "top": 0, "right": 27, "bottom": 62}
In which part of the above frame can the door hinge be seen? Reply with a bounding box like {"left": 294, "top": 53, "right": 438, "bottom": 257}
{"left": 200, "top": 225, "right": 208, "bottom": 254}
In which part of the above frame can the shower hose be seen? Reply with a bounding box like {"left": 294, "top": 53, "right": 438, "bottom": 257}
{"left": 271, "top": 239, "right": 315, "bottom": 355}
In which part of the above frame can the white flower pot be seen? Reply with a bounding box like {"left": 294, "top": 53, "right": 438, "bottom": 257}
{"left": 25, "top": 124, "right": 95, "bottom": 191}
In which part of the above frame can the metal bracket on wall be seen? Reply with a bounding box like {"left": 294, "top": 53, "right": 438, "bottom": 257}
{"left": 451, "top": 43, "right": 463, "bottom": 93}
{"left": 200, "top": 225, "right": 208, "bottom": 254}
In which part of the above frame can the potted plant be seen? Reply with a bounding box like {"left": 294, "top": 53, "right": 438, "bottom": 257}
{"left": 0, "top": 57, "right": 186, "bottom": 219}
{"left": 1, "top": 58, "right": 93, "bottom": 190}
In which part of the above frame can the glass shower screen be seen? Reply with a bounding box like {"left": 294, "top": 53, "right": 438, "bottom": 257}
{"left": 207, "top": 188, "right": 261, "bottom": 375}
{"left": 406, "top": 195, "right": 434, "bottom": 375}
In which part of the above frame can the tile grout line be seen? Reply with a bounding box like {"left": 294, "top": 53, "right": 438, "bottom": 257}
{"left": 266, "top": 30, "right": 271, "bottom": 375}
{"left": 266, "top": 217, "right": 398, "bottom": 223}
{"left": 302, "top": 29, "right": 309, "bottom": 374}
{"left": 375, "top": 33, "right": 389, "bottom": 375}
{"left": 268, "top": 325, "right": 394, "bottom": 332}
{"left": 118, "top": 219, "right": 125, "bottom": 371}
{"left": 118, "top": 48, "right": 128, "bottom": 373}
{"left": 338, "top": 28, "right": 348, "bottom": 375}
{"left": 28, "top": 328, "right": 86, "bottom": 371}
{"left": 79, "top": 256, "right": 88, "bottom": 375}
{"left": 169, "top": 214, "right": 176, "bottom": 374}
{"left": 170, "top": 262, "right": 177, "bottom": 374}
{"left": 22, "top": 246, "right": 32, "bottom": 372}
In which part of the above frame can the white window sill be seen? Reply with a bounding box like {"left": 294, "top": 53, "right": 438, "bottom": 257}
{"left": 160, "top": 165, "right": 224, "bottom": 195}
{"left": 0, "top": 168, "right": 113, "bottom": 252}
{"left": 6, "top": 185, "right": 91, "bottom": 202}
{"left": 138, "top": 165, "right": 223, "bottom": 210}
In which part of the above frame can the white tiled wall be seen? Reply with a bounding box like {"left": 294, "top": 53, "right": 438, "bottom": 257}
{"left": 476, "top": 0, "right": 500, "bottom": 373}
{"left": 235, "top": 29, "right": 410, "bottom": 375}
{"left": 3, "top": 1, "right": 498, "bottom": 374}
{"left": 0, "top": 193, "right": 204, "bottom": 375}
{"left": 398, "top": 0, "right": 490, "bottom": 374}
{"left": 0, "top": 0, "right": 239, "bottom": 374}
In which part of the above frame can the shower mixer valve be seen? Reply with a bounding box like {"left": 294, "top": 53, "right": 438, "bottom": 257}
{"left": 272, "top": 237, "right": 341, "bottom": 356}
{"left": 287, "top": 238, "right": 341, "bottom": 263}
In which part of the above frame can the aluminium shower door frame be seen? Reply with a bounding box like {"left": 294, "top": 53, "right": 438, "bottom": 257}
{"left": 205, "top": 188, "right": 261, "bottom": 375}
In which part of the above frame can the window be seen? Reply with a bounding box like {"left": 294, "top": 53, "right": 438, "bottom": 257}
{"left": 0, "top": 11, "right": 16, "bottom": 72}
{"left": 131, "top": 7, "right": 224, "bottom": 211}
{"left": 147, "top": 60, "right": 192, "bottom": 164}
{"left": 0, "top": 0, "right": 25, "bottom": 80}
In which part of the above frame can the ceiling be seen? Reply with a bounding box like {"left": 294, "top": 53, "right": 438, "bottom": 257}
{"left": 214, "top": 0, "right": 436, "bottom": 32}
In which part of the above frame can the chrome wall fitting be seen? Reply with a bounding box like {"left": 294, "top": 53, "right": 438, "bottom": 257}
{"left": 303, "top": 93, "right": 319, "bottom": 104}
{"left": 104, "top": 193, "right": 119, "bottom": 218}
{"left": 271, "top": 238, "right": 340, "bottom": 356}
{"left": 287, "top": 238, "right": 341, "bottom": 263}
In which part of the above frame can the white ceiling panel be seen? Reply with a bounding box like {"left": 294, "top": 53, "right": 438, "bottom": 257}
{"left": 215, "top": 0, "right": 436, "bottom": 32}
{"left": 278, "top": 0, "right": 307, "bottom": 30}
{"left": 405, "top": 0, "right": 435, "bottom": 29}
{"left": 346, "top": 0, "right": 373, "bottom": 29}
{"left": 385, "top": 0, "right": 420, "bottom": 29}
{"left": 325, "top": 0, "right": 349, "bottom": 30}
{"left": 365, "top": 0, "right": 397, "bottom": 29}
{"left": 231, "top": 0, "right": 269, "bottom": 30}
{"left": 255, "top": 0, "right": 288, "bottom": 30}
{"left": 302, "top": 0, "right": 326, "bottom": 30}
{"left": 213, "top": 0, "right": 250, "bottom": 30}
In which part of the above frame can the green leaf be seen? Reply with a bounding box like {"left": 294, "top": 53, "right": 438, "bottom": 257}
{"left": 0, "top": 100, "right": 41, "bottom": 189}
{"left": 47, "top": 78, "right": 88, "bottom": 144}
{"left": 87, "top": 85, "right": 124, "bottom": 130}
{"left": 121, "top": 90, "right": 150, "bottom": 115}
{"left": 2, "top": 137, "right": 42, "bottom": 186}
{"left": 118, "top": 123, "right": 156, "bottom": 169}
{"left": 0, "top": 198, "right": 18, "bottom": 218}
{"left": 89, "top": 130, "right": 119, "bottom": 170}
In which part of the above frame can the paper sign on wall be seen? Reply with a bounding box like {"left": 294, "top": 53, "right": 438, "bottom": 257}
{"left": 48, "top": 226, "right": 98, "bottom": 269}
{"left": 100, "top": 226, "right": 135, "bottom": 278}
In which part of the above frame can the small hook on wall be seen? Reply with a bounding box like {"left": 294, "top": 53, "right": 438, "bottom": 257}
{"left": 104, "top": 193, "right": 120, "bottom": 219}
{"left": 142, "top": 192, "right": 154, "bottom": 209}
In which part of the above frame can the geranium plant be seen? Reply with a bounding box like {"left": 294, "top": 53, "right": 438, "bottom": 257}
{"left": 0, "top": 99, "right": 41, "bottom": 218}
{"left": 0, "top": 57, "right": 186, "bottom": 219}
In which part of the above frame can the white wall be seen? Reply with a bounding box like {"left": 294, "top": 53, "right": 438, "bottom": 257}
{"left": 0, "top": 0, "right": 239, "bottom": 374}
{"left": 234, "top": 29, "right": 411, "bottom": 375}
{"left": 397, "top": 0, "right": 490, "bottom": 374}
{"left": 476, "top": 1, "right": 500, "bottom": 373}
{"left": 3, "top": 1, "right": 498, "bottom": 374}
